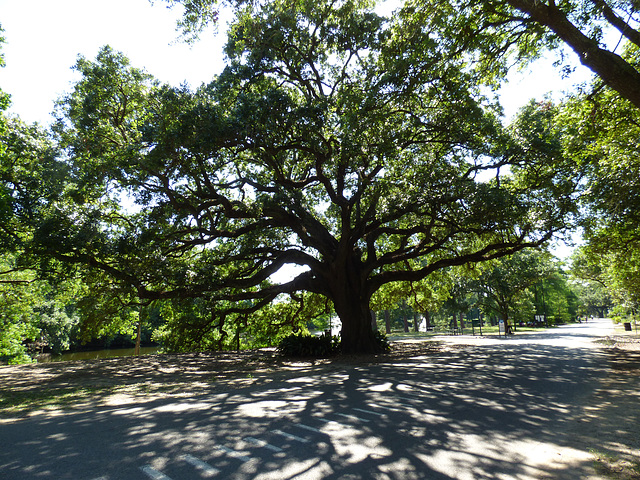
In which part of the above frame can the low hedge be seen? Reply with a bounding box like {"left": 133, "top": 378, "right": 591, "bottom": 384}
{"left": 278, "top": 330, "right": 390, "bottom": 357}
{"left": 277, "top": 331, "right": 340, "bottom": 357}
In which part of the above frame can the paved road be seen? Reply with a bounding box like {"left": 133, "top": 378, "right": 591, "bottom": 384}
{"left": 0, "top": 319, "right": 624, "bottom": 479}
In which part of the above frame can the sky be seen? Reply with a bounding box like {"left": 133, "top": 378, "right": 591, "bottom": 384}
{"left": 0, "top": 0, "right": 591, "bottom": 257}
{"left": 0, "top": 0, "right": 229, "bottom": 125}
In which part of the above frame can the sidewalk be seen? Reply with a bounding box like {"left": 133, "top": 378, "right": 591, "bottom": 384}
{"left": 438, "top": 319, "right": 640, "bottom": 478}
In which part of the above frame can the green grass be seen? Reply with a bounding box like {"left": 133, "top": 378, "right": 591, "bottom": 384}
{"left": 589, "top": 448, "right": 640, "bottom": 479}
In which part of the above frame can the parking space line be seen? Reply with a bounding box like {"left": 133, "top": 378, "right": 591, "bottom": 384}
{"left": 316, "top": 417, "right": 347, "bottom": 427}
{"left": 353, "top": 407, "right": 384, "bottom": 417}
{"left": 336, "top": 412, "right": 370, "bottom": 422}
{"left": 215, "top": 445, "right": 252, "bottom": 463}
{"left": 273, "top": 429, "right": 310, "bottom": 443}
{"left": 140, "top": 465, "right": 173, "bottom": 480}
{"left": 294, "top": 423, "right": 322, "bottom": 433}
{"left": 180, "top": 454, "right": 220, "bottom": 476}
{"left": 244, "top": 436, "right": 283, "bottom": 452}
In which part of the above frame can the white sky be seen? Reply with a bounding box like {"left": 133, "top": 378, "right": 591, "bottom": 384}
{"left": 0, "top": 0, "right": 229, "bottom": 125}
{"left": 0, "top": 0, "right": 591, "bottom": 257}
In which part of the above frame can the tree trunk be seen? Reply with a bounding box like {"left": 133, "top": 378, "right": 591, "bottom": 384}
{"left": 371, "top": 310, "right": 377, "bottom": 331}
{"left": 424, "top": 311, "right": 431, "bottom": 331}
{"left": 403, "top": 313, "right": 409, "bottom": 333}
{"left": 503, "top": 315, "right": 512, "bottom": 334}
{"left": 459, "top": 312, "right": 465, "bottom": 330}
{"left": 326, "top": 253, "right": 383, "bottom": 354}
{"left": 414, "top": 312, "right": 420, "bottom": 332}
{"left": 135, "top": 321, "right": 142, "bottom": 356}
{"left": 384, "top": 309, "right": 391, "bottom": 334}
{"left": 332, "top": 281, "right": 379, "bottom": 354}
{"left": 508, "top": 0, "right": 640, "bottom": 109}
{"left": 337, "top": 302, "right": 379, "bottom": 354}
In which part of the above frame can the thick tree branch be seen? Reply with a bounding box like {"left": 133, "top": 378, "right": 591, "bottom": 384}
{"left": 507, "top": 0, "right": 640, "bottom": 108}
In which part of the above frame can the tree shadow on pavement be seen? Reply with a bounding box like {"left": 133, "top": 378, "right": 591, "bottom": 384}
{"left": 3, "top": 340, "right": 637, "bottom": 479}
{"left": 567, "top": 348, "right": 640, "bottom": 479}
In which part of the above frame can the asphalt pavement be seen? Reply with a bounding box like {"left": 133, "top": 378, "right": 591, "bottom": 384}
{"left": 0, "top": 319, "right": 629, "bottom": 479}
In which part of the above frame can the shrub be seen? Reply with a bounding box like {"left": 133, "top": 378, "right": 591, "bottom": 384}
{"left": 374, "top": 330, "right": 391, "bottom": 353}
{"left": 277, "top": 331, "right": 340, "bottom": 357}
{"left": 277, "top": 330, "right": 391, "bottom": 357}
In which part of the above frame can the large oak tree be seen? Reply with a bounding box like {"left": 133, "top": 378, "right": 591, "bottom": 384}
{"left": 48, "top": 0, "right": 577, "bottom": 353}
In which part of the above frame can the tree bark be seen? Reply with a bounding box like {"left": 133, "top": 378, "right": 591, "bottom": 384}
{"left": 135, "top": 320, "right": 142, "bottom": 356}
{"left": 414, "top": 312, "right": 420, "bottom": 332}
{"left": 336, "top": 299, "right": 379, "bottom": 353}
{"left": 329, "top": 264, "right": 379, "bottom": 354}
{"left": 424, "top": 310, "right": 431, "bottom": 331}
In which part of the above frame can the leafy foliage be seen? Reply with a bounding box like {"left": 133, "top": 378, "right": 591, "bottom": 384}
{"left": 0, "top": 263, "right": 39, "bottom": 364}
{"left": 372, "top": 329, "right": 390, "bottom": 352}
{"left": 551, "top": 46, "right": 640, "bottom": 312}
{"left": 146, "top": 0, "right": 640, "bottom": 342}
{"left": 405, "top": 0, "right": 640, "bottom": 108}
{"left": 277, "top": 331, "right": 340, "bottom": 357}
{"left": 151, "top": 0, "right": 220, "bottom": 43}
{"left": 472, "top": 249, "right": 555, "bottom": 318}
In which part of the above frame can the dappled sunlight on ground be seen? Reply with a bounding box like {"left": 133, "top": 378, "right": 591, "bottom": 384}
{"left": 1, "top": 319, "right": 639, "bottom": 479}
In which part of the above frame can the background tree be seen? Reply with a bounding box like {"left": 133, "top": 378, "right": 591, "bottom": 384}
{"left": 158, "top": 0, "right": 640, "bottom": 106}
{"left": 407, "top": 0, "right": 640, "bottom": 305}
{"left": 574, "top": 281, "right": 613, "bottom": 318}
{"left": 569, "top": 247, "right": 613, "bottom": 317}
{"left": 0, "top": 30, "right": 78, "bottom": 362}
{"left": 551, "top": 57, "right": 640, "bottom": 311}
{"left": 0, "top": 255, "right": 39, "bottom": 363}
{"left": 470, "top": 249, "right": 556, "bottom": 332}
{"left": 441, "top": 273, "right": 478, "bottom": 331}
{"left": 370, "top": 271, "right": 453, "bottom": 332}
{"left": 540, "top": 269, "right": 580, "bottom": 324}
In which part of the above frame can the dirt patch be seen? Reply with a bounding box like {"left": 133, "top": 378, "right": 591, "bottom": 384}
{"left": 570, "top": 339, "right": 640, "bottom": 479}
{"left": 0, "top": 340, "right": 451, "bottom": 417}
{"left": 599, "top": 335, "right": 640, "bottom": 351}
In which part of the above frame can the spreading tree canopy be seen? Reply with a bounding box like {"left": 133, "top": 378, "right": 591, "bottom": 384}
{"left": 161, "top": 0, "right": 640, "bottom": 108}
{"left": 44, "top": 0, "right": 578, "bottom": 353}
